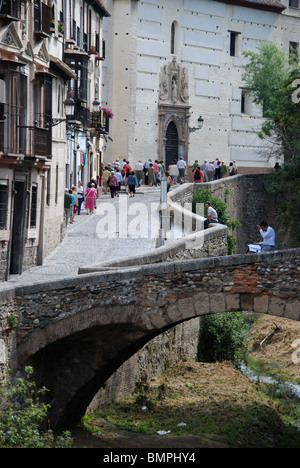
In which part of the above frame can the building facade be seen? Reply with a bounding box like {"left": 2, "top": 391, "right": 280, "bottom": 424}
{"left": 101, "top": 0, "right": 300, "bottom": 171}
{"left": 0, "top": 0, "right": 110, "bottom": 280}
{"left": 59, "top": 0, "right": 110, "bottom": 190}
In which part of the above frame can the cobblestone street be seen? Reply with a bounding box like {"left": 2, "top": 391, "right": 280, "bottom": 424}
{"left": 0, "top": 186, "right": 162, "bottom": 290}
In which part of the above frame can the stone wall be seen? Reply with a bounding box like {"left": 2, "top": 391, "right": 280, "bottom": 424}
{"left": 197, "top": 174, "right": 291, "bottom": 253}
{"left": 0, "top": 289, "right": 18, "bottom": 382}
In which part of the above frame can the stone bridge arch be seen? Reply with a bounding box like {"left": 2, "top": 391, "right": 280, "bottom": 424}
{"left": 9, "top": 248, "right": 300, "bottom": 427}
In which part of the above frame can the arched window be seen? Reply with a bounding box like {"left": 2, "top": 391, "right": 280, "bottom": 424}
{"left": 171, "top": 22, "right": 175, "bottom": 54}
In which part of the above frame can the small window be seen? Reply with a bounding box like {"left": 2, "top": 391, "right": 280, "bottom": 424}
{"left": 229, "top": 31, "right": 240, "bottom": 57}
{"left": 290, "top": 42, "right": 299, "bottom": 62}
{"left": 171, "top": 22, "right": 175, "bottom": 54}
{"left": 0, "top": 180, "right": 8, "bottom": 230}
{"left": 30, "top": 185, "right": 38, "bottom": 228}
{"left": 241, "top": 89, "right": 251, "bottom": 115}
{"left": 289, "top": 0, "right": 299, "bottom": 8}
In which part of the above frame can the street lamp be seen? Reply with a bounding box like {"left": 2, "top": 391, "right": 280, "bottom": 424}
{"left": 189, "top": 116, "right": 204, "bottom": 133}
{"left": 64, "top": 97, "right": 75, "bottom": 118}
{"left": 49, "top": 98, "right": 76, "bottom": 127}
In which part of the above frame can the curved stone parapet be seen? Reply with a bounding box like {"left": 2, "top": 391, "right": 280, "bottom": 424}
{"left": 78, "top": 182, "right": 228, "bottom": 274}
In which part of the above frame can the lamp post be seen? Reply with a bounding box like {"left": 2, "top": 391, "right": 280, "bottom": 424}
{"left": 50, "top": 98, "right": 76, "bottom": 127}
{"left": 189, "top": 116, "right": 204, "bottom": 133}
{"left": 64, "top": 97, "right": 75, "bottom": 119}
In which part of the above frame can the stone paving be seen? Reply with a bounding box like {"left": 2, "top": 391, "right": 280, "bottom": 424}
{"left": 0, "top": 185, "right": 165, "bottom": 290}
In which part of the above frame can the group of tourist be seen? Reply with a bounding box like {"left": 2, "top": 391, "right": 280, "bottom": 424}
{"left": 99, "top": 156, "right": 239, "bottom": 198}
{"left": 191, "top": 159, "right": 238, "bottom": 183}
{"left": 100, "top": 157, "right": 189, "bottom": 198}
{"left": 63, "top": 156, "right": 276, "bottom": 253}
{"left": 64, "top": 179, "right": 98, "bottom": 225}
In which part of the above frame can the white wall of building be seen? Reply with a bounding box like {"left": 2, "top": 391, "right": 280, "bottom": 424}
{"left": 102, "top": 0, "right": 300, "bottom": 169}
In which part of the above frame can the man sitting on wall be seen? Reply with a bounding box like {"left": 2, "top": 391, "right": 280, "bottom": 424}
{"left": 204, "top": 201, "right": 219, "bottom": 229}
{"left": 254, "top": 221, "right": 276, "bottom": 252}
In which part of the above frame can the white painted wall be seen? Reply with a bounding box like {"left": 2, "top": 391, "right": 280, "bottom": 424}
{"left": 102, "top": 0, "right": 300, "bottom": 169}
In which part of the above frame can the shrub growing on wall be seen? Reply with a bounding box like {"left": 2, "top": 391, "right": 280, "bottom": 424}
{"left": 192, "top": 187, "right": 241, "bottom": 254}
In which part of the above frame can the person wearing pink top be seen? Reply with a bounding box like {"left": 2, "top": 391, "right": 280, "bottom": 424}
{"left": 84, "top": 183, "right": 96, "bottom": 214}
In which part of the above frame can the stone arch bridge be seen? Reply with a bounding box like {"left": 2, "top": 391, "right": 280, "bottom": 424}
{"left": 4, "top": 248, "right": 300, "bottom": 428}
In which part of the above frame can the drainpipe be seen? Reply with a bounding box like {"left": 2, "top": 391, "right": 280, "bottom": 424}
{"left": 37, "top": 171, "right": 45, "bottom": 266}
{"left": 5, "top": 181, "right": 16, "bottom": 281}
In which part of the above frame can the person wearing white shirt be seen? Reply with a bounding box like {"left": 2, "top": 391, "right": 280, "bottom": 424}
{"left": 204, "top": 201, "right": 218, "bottom": 229}
{"left": 113, "top": 158, "right": 120, "bottom": 169}
{"left": 114, "top": 169, "right": 123, "bottom": 195}
{"left": 168, "top": 161, "right": 179, "bottom": 183}
{"left": 177, "top": 157, "right": 186, "bottom": 184}
{"left": 255, "top": 221, "right": 276, "bottom": 252}
{"left": 205, "top": 162, "right": 215, "bottom": 182}
{"left": 135, "top": 160, "right": 144, "bottom": 186}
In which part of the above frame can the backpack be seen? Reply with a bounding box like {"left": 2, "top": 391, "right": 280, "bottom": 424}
{"left": 194, "top": 169, "right": 201, "bottom": 181}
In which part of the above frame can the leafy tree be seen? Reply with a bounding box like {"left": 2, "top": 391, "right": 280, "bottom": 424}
{"left": 0, "top": 366, "right": 72, "bottom": 448}
{"left": 242, "top": 42, "right": 288, "bottom": 116}
{"left": 198, "top": 312, "right": 248, "bottom": 363}
{"left": 242, "top": 43, "right": 300, "bottom": 245}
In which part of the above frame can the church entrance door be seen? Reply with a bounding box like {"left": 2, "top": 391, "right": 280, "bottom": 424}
{"left": 165, "top": 121, "right": 178, "bottom": 169}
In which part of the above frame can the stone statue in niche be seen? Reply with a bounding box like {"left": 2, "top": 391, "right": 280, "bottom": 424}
{"left": 172, "top": 77, "right": 178, "bottom": 103}
{"left": 159, "top": 65, "right": 168, "bottom": 101}
{"left": 159, "top": 57, "right": 189, "bottom": 105}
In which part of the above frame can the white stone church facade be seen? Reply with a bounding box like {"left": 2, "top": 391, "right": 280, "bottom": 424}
{"left": 101, "top": 0, "right": 300, "bottom": 172}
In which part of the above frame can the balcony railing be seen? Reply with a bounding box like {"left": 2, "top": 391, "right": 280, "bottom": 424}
{"left": 66, "top": 81, "right": 87, "bottom": 102}
{"left": 33, "top": 113, "right": 52, "bottom": 158}
{"left": 0, "top": 103, "right": 26, "bottom": 155}
{"left": 90, "top": 111, "right": 110, "bottom": 134}
{"left": 0, "top": 104, "right": 52, "bottom": 158}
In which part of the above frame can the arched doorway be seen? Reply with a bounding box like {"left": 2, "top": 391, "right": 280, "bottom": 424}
{"left": 158, "top": 58, "right": 190, "bottom": 168}
{"left": 166, "top": 121, "right": 178, "bottom": 168}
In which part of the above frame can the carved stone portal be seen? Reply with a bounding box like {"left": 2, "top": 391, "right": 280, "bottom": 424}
{"left": 158, "top": 57, "right": 191, "bottom": 168}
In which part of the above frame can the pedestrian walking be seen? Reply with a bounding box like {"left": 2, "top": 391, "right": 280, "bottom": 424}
{"left": 205, "top": 162, "right": 215, "bottom": 182}
{"left": 69, "top": 189, "right": 75, "bottom": 223}
{"left": 71, "top": 186, "right": 78, "bottom": 222}
{"left": 76, "top": 181, "right": 84, "bottom": 214}
{"left": 135, "top": 160, "right": 144, "bottom": 186}
{"left": 85, "top": 182, "right": 96, "bottom": 214}
{"left": 193, "top": 166, "right": 204, "bottom": 183}
{"left": 143, "top": 159, "right": 151, "bottom": 185}
{"left": 108, "top": 171, "right": 118, "bottom": 198}
{"left": 177, "top": 157, "right": 186, "bottom": 184}
{"left": 220, "top": 162, "right": 228, "bottom": 178}
{"left": 147, "top": 163, "right": 155, "bottom": 187}
{"left": 64, "top": 188, "right": 72, "bottom": 226}
{"left": 126, "top": 171, "right": 138, "bottom": 197}
{"left": 168, "top": 160, "right": 179, "bottom": 184}
{"left": 102, "top": 166, "right": 111, "bottom": 194}
{"left": 115, "top": 168, "right": 123, "bottom": 195}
